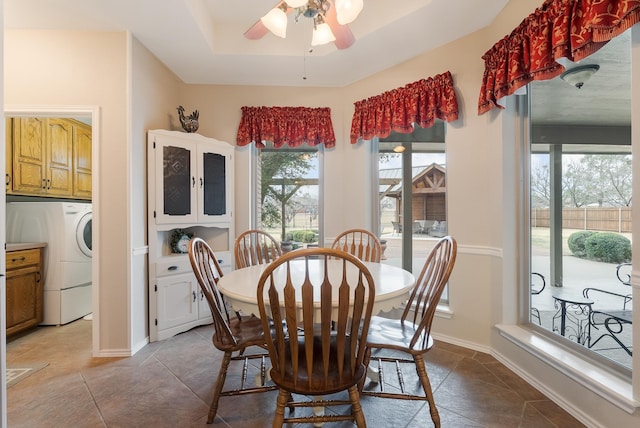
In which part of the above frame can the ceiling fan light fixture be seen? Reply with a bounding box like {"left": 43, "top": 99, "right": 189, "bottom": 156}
{"left": 560, "top": 64, "right": 600, "bottom": 89}
{"left": 311, "top": 21, "right": 336, "bottom": 46}
{"left": 286, "top": 0, "right": 309, "bottom": 7}
{"left": 335, "top": 0, "right": 364, "bottom": 25}
{"left": 261, "top": 6, "right": 288, "bottom": 38}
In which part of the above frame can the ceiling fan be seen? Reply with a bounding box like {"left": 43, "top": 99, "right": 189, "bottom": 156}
{"left": 244, "top": 0, "right": 359, "bottom": 49}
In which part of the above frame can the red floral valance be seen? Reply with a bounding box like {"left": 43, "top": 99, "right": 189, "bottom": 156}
{"left": 350, "top": 71, "right": 459, "bottom": 144}
{"left": 236, "top": 106, "right": 336, "bottom": 149}
{"left": 479, "top": 0, "right": 640, "bottom": 115}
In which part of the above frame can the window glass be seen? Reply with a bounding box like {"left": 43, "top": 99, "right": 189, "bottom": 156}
{"left": 527, "top": 30, "right": 632, "bottom": 371}
{"left": 258, "top": 143, "right": 320, "bottom": 250}
{"left": 377, "top": 124, "right": 448, "bottom": 301}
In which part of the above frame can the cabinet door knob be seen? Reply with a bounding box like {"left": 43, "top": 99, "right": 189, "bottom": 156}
{"left": 192, "top": 176, "right": 196, "bottom": 188}
{"left": 192, "top": 291, "right": 197, "bottom": 302}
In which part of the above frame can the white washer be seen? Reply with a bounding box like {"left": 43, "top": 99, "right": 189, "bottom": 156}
{"left": 6, "top": 201, "right": 92, "bottom": 325}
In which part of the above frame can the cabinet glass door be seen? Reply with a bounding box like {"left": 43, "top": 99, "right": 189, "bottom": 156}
{"left": 202, "top": 151, "right": 226, "bottom": 216}
{"left": 163, "top": 145, "right": 192, "bottom": 216}
{"left": 154, "top": 136, "right": 198, "bottom": 224}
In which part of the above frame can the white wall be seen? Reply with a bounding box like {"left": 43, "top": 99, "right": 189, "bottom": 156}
{"left": 4, "top": 30, "right": 130, "bottom": 354}
{"left": 130, "top": 36, "right": 182, "bottom": 353}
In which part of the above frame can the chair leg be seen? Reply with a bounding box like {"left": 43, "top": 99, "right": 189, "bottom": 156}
{"left": 348, "top": 385, "right": 367, "bottom": 427}
{"left": 414, "top": 354, "right": 440, "bottom": 428}
{"left": 358, "top": 347, "right": 372, "bottom": 392}
{"left": 208, "top": 351, "right": 232, "bottom": 424}
{"left": 272, "top": 388, "right": 289, "bottom": 427}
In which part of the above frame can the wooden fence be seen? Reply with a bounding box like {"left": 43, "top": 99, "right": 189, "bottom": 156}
{"left": 531, "top": 207, "right": 632, "bottom": 233}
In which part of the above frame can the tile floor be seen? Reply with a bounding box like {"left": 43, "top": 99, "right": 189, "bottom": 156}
{"left": 6, "top": 319, "right": 586, "bottom": 427}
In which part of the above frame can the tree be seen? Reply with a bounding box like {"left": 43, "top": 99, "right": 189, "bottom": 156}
{"left": 531, "top": 154, "right": 632, "bottom": 208}
{"left": 562, "top": 158, "right": 592, "bottom": 207}
{"left": 260, "top": 151, "right": 315, "bottom": 240}
{"left": 531, "top": 162, "right": 551, "bottom": 208}
{"left": 582, "top": 155, "right": 632, "bottom": 206}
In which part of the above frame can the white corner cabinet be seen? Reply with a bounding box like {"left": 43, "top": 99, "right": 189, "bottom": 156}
{"left": 147, "top": 129, "right": 234, "bottom": 342}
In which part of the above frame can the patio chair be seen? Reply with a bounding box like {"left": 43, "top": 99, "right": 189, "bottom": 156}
{"left": 531, "top": 272, "right": 546, "bottom": 325}
{"left": 582, "top": 262, "right": 633, "bottom": 356}
{"left": 392, "top": 221, "right": 402, "bottom": 236}
{"left": 234, "top": 229, "right": 282, "bottom": 268}
{"left": 256, "top": 247, "right": 376, "bottom": 427}
{"left": 359, "top": 236, "right": 457, "bottom": 428}
{"left": 188, "top": 237, "right": 277, "bottom": 423}
{"left": 332, "top": 228, "right": 382, "bottom": 262}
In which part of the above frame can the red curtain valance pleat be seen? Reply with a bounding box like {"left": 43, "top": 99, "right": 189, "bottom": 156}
{"left": 236, "top": 106, "right": 336, "bottom": 149}
{"left": 478, "top": 0, "right": 640, "bottom": 115}
{"left": 350, "top": 71, "right": 459, "bottom": 144}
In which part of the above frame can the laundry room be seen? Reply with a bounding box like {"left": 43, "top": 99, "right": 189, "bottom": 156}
{"left": 5, "top": 115, "right": 93, "bottom": 341}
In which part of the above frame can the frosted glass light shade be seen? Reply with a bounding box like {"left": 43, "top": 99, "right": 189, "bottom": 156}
{"left": 311, "top": 22, "right": 336, "bottom": 46}
{"left": 335, "top": 0, "right": 363, "bottom": 25}
{"left": 286, "top": 0, "right": 308, "bottom": 7}
{"left": 261, "top": 8, "right": 288, "bottom": 38}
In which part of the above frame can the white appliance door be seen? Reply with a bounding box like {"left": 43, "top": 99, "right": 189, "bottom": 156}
{"left": 76, "top": 211, "right": 92, "bottom": 258}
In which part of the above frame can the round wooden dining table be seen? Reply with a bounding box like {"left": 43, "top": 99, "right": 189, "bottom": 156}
{"left": 217, "top": 259, "right": 416, "bottom": 318}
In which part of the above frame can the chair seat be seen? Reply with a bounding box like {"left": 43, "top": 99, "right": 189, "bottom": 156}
{"left": 272, "top": 336, "right": 367, "bottom": 395}
{"left": 366, "top": 315, "right": 434, "bottom": 354}
{"left": 216, "top": 315, "right": 265, "bottom": 349}
{"left": 592, "top": 309, "right": 632, "bottom": 324}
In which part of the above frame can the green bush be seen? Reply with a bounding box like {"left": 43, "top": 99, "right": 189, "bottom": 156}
{"left": 290, "top": 230, "right": 318, "bottom": 243}
{"left": 584, "top": 232, "right": 631, "bottom": 263}
{"left": 567, "top": 231, "right": 597, "bottom": 258}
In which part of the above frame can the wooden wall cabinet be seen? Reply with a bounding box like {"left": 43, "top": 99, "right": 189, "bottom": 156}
{"left": 6, "top": 117, "right": 92, "bottom": 200}
{"left": 6, "top": 245, "right": 45, "bottom": 337}
{"left": 147, "top": 130, "right": 234, "bottom": 342}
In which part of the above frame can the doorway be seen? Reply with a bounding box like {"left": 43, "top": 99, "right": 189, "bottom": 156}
{"left": 2, "top": 106, "right": 99, "bottom": 386}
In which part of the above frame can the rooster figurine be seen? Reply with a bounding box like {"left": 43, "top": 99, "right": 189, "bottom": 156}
{"left": 177, "top": 105, "right": 199, "bottom": 133}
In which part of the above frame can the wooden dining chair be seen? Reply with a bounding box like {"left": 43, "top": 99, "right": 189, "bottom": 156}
{"left": 188, "top": 237, "right": 277, "bottom": 424}
{"left": 359, "top": 236, "right": 457, "bottom": 428}
{"left": 257, "top": 247, "right": 376, "bottom": 427}
{"left": 234, "top": 229, "right": 282, "bottom": 268}
{"left": 331, "top": 228, "right": 382, "bottom": 262}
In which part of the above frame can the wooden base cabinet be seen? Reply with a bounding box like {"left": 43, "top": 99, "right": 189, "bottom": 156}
{"left": 6, "top": 245, "right": 45, "bottom": 337}
{"left": 147, "top": 130, "right": 234, "bottom": 342}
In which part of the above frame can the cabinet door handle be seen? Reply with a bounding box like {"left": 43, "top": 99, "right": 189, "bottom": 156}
{"left": 200, "top": 177, "right": 203, "bottom": 188}
{"left": 192, "top": 176, "right": 196, "bottom": 188}
{"left": 167, "top": 266, "right": 178, "bottom": 271}
{"left": 11, "top": 256, "right": 26, "bottom": 262}
{"left": 47, "top": 178, "right": 51, "bottom": 189}
{"left": 192, "top": 291, "right": 197, "bottom": 302}
{"left": 5, "top": 173, "right": 10, "bottom": 186}
{"left": 200, "top": 290, "right": 204, "bottom": 301}
{"left": 42, "top": 179, "right": 47, "bottom": 189}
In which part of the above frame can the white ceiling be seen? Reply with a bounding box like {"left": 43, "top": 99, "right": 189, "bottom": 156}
{"left": 5, "top": 0, "right": 630, "bottom": 128}
{"left": 4, "top": 0, "right": 510, "bottom": 87}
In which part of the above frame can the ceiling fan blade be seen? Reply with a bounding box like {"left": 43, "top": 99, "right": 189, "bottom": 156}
{"left": 325, "top": 0, "right": 355, "bottom": 49}
{"left": 244, "top": 1, "right": 291, "bottom": 40}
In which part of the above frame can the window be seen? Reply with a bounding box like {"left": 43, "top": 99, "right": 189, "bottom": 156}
{"left": 375, "top": 123, "right": 447, "bottom": 297}
{"left": 256, "top": 142, "right": 321, "bottom": 249}
{"left": 525, "top": 30, "right": 632, "bottom": 371}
